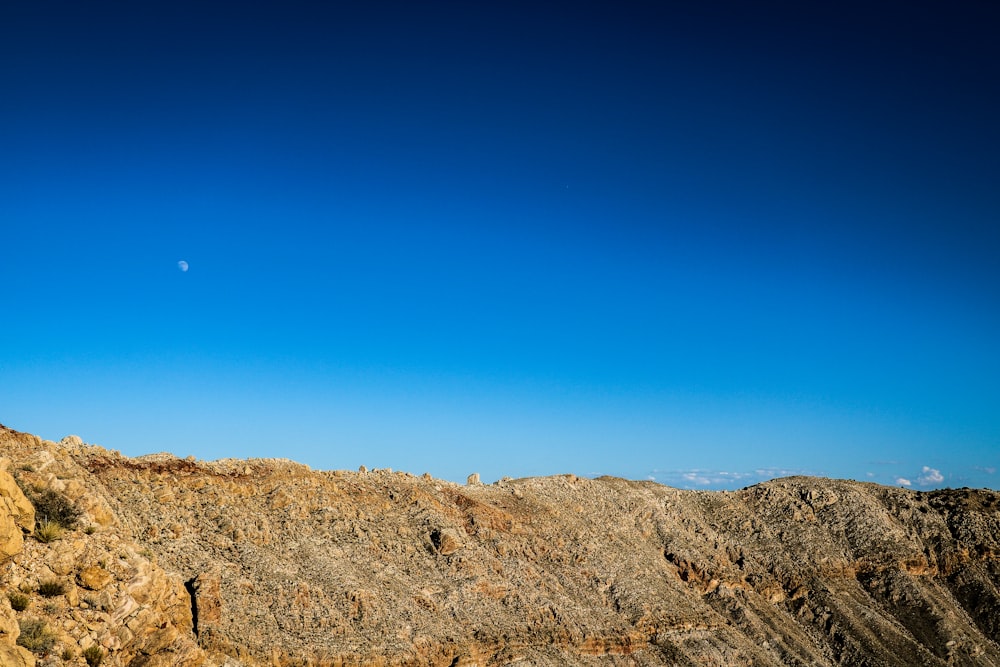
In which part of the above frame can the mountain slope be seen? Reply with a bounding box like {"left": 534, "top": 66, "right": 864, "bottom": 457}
{"left": 1, "top": 424, "right": 998, "bottom": 666}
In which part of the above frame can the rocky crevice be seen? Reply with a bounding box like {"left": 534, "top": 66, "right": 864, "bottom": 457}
{"left": 183, "top": 579, "right": 199, "bottom": 639}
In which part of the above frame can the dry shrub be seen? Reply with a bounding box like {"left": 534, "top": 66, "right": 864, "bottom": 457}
{"left": 16, "top": 618, "right": 55, "bottom": 654}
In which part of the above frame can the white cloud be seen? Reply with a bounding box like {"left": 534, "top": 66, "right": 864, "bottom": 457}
{"left": 895, "top": 477, "right": 912, "bottom": 487}
{"left": 682, "top": 472, "right": 712, "bottom": 486}
{"left": 917, "top": 466, "right": 944, "bottom": 486}
{"left": 651, "top": 467, "right": 809, "bottom": 490}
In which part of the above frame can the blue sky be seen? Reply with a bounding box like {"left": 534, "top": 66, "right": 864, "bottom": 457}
{"left": 2, "top": 1, "right": 998, "bottom": 489}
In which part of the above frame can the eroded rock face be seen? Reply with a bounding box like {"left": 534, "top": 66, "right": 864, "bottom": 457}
{"left": 0, "top": 602, "right": 21, "bottom": 650}
{"left": 0, "top": 428, "right": 206, "bottom": 667}
{"left": 0, "top": 461, "right": 34, "bottom": 560}
{"left": 1, "top": 423, "right": 999, "bottom": 667}
{"left": 0, "top": 644, "right": 35, "bottom": 667}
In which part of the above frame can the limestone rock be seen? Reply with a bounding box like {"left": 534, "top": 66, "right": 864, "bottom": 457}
{"left": 77, "top": 566, "right": 113, "bottom": 591}
{"left": 0, "top": 515, "right": 22, "bottom": 563}
{"left": 0, "top": 464, "right": 34, "bottom": 560}
{"left": 0, "top": 599, "right": 18, "bottom": 643}
{"left": 0, "top": 464, "right": 34, "bottom": 533}
{"left": 0, "top": 644, "right": 34, "bottom": 667}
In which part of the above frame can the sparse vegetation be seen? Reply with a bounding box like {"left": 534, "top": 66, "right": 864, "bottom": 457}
{"left": 62, "top": 648, "right": 76, "bottom": 661}
{"left": 83, "top": 645, "right": 104, "bottom": 667}
{"left": 37, "top": 580, "right": 66, "bottom": 598}
{"left": 16, "top": 618, "right": 56, "bottom": 654}
{"left": 84, "top": 525, "right": 97, "bottom": 535}
{"left": 28, "top": 488, "right": 82, "bottom": 529}
{"left": 7, "top": 591, "right": 30, "bottom": 612}
{"left": 34, "top": 520, "right": 64, "bottom": 543}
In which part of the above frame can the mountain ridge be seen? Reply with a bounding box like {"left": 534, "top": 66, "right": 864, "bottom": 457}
{"left": 1, "top": 423, "right": 998, "bottom": 666}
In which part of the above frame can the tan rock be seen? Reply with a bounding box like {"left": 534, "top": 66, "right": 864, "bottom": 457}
{"left": 431, "top": 528, "right": 463, "bottom": 556}
{"left": 0, "top": 601, "right": 18, "bottom": 643}
{"left": 77, "top": 566, "right": 113, "bottom": 590}
{"left": 111, "top": 595, "right": 140, "bottom": 624}
{"left": 189, "top": 572, "right": 222, "bottom": 627}
{"left": 0, "top": 514, "right": 22, "bottom": 562}
{"left": 65, "top": 583, "right": 80, "bottom": 607}
{"left": 0, "top": 644, "right": 35, "bottom": 667}
{"left": 0, "top": 464, "right": 34, "bottom": 533}
{"left": 46, "top": 539, "right": 84, "bottom": 576}
{"left": 0, "top": 464, "right": 35, "bottom": 560}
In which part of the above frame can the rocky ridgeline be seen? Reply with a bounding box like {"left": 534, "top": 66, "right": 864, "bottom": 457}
{"left": 1, "top": 424, "right": 999, "bottom": 667}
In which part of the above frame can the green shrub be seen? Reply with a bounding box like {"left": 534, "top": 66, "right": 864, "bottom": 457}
{"left": 37, "top": 580, "right": 66, "bottom": 598}
{"left": 62, "top": 648, "right": 76, "bottom": 661}
{"left": 29, "top": 489, "right": 81, "bottom": 529}
{"left": 16, "top": 618, "right": 55, "bottom": 654}
{"left": 34, "top": 520, "right": 64, "bottom": 543}
{"left": 83, "top": 645, "right": 104, "bottom": 667}
{"left": 7, "top": 591, "right": 30, "bottom": 612}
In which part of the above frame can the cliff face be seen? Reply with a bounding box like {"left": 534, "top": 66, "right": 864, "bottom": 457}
{"left": 1, "top": 424, "right": 998, "bottom": 667}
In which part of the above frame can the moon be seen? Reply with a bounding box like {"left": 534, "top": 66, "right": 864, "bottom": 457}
{"left": 177, "top": 260, "right": 189, "bottom": 272}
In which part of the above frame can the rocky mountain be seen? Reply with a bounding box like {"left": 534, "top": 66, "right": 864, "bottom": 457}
{"left": 1, "top": 423, "right": 998, "bottom": 667}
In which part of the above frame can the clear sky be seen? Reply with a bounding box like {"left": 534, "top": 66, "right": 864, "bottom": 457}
{"left": 2, "top": 1, "right": 998, "bottom": 489}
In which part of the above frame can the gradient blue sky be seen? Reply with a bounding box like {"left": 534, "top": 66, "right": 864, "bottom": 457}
{"left": 2, "top": 1, "right": 998, "bottom": 489}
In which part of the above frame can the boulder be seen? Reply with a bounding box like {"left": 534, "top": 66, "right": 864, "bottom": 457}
{"left": 430, "top": 528, "right": 463, "bottom": 556}
{"left": 77, "top": 566, "right": 114, "bottom": 591}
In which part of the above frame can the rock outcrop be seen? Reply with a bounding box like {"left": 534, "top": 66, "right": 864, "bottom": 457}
{"left": 0, "top": 462, "right": 34, "bottom": 561}
{"left": 1, "top": 423, "right": 998, "bottom": 666}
